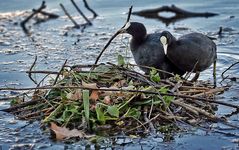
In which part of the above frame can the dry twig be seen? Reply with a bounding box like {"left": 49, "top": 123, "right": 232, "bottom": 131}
{"left": 94, "top": 6, "right": 133, "bottom": 65}
{"left": 28, "top": 56, "right": 38, "bottom": 85}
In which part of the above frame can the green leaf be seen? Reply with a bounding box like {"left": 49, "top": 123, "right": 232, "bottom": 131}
{"left": 163, "top": 96, "right": 174, "bottom": 107}
{"left": 117, "top": 54, "right": 125, "bottom": 66}
{"left": 43, "top": 104, "right": 64, "bottom": 123}
{"left": 174, "top": 74, "right": 182, "bottom": 81}
{"left": 96, "top": 105, "right": 106, "bottom": 124}
{"left": 107, "top": 105, "right": 119, "bottom": 118}
{"left": 83, "top": 90, "right": 90, "bottom": 126}
{"left": 93, "top": 64, "right": 111, "bottom": 73}
{"left": 159, "top": 86, "right": 168, "bottom": 94}
{"left": 150, "top": 68, "right": 160, "bottom": 82}
{"left": 124, "top": 108, "right": 141, "bottom": 119}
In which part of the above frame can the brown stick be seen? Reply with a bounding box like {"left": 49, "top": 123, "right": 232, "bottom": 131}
{"left": 94, "top": 30, "right": 122, "bottom": 65}
{"left": 221, "top": 61, "right": 239, "bottom": 80}
{"left": 53, "top": 60, "right": 67, "bottom": 85}
{"left": 126, "top": 113, "right": 161, "bottom": 133}
{"left": 1, "top": 98, "right": 43, "bottom": 112}
{"left": 94, "top": 6, "right": 133, "bottom": 65}
{"left": 17, "top": 107, "right": 53, "bottom": 119}
{"left": 180, "top": 89, "right": 206, "bottom": 94}
{"left": 128, "top": 63, "right": 174, "bottom": 77}
{"left": 59, "top": 3, "right": 80, "bottom": 28}
{"left": 26, "top": 70, "right": 58, "bottom": 74}
{"left": 125, "top": 6, "right": 133, "bottom": 25}
{"left": 172, "top": 100, "right": 199, "bottom": 116}
{"left": 143, "top": 106, "right": 156, "bottom": 133}
{"left": 33, "top": 9, "right": 59, "bottom": 19}
{"left": 28, "top": 56, "right": 38, "bottom": 85}
{"left": 0, "top": 86, "right": 236, "bottom": 109}
{"left": 180, "top": 86, "right": 210, "bottom": 90}
{"left": 192, "top": 87, "right": 225, "bottom": 97}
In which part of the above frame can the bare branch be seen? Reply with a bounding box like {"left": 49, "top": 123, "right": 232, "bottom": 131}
{"left": 82, "top": 0, "right": 98, "bottom": 18}
{"left": 53, "top": 59, "right": 67, "bottom": 85}
{"left": 28, "top": 56, "right": 38, "bottom": 85}
{"left": 94, "top": 6, "right": 133, "bottom": 65}
{"left": 71, "top": 0, "right": 92, "bottom": 25}
{"left": 20, "top": 1, "right": 46, "bottom": 35}
{"left": 60, "top": 3, "right": 80, "bottom": 28}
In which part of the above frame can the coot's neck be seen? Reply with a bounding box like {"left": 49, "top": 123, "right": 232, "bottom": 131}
{"left": 169, "top": 34, "right": 177, "bottom": 46}
{"left": 130, "top": 31, "right": 147, "bottom": 44}
{"left": 162, "top": 31, "right": 177, "bottom": 46}
{"left": 127, "top": 22, "right": 147, "bottom": 45}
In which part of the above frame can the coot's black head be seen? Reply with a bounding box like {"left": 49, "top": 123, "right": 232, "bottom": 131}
{"left": 160, "top": 31, "right": 176, "bottom": 55}
{"left": 120, "top": 22, "right": 147, "bottom": 43}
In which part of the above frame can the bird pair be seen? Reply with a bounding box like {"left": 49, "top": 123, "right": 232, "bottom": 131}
{"left": 117, "top": 22, "right": 217, "bottom": 81}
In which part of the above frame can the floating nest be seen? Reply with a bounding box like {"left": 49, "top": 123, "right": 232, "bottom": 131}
{"left": 2, "top": 59, "right": 234, "bottom": 141}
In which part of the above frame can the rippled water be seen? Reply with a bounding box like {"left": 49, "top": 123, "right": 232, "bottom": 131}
{"left": 0, "top": 0, "right": 239, "bottom": 149}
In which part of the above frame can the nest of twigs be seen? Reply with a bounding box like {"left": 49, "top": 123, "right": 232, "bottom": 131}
{"left": 2, "top": 59, "right": 235, "bottom": 140}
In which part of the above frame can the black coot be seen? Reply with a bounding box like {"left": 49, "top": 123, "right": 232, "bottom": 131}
{"left": 119, "top": 22, "right": 185, "bottom": 78}
{"left": 159, "top": 31, "right": 217, "bottom": 80}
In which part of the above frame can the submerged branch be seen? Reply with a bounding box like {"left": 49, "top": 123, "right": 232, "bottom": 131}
{"left": 60, "top": 3, "right": 80, "bottom": 28}
{"left": 28, "top": 56, "right": 38, "bottom": 85}
{"left": 20, "top": 1, "right": 46, "bottom": 35}
{"left": 82, "top": 0, "right": 98, "bottom": 18}
{"left": 71, "top": 0, "right": 92, "bottom": 25}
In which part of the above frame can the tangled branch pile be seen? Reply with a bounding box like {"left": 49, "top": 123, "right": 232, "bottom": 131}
{"left": 3, "top": 58, "right": 234, "bottom": 140}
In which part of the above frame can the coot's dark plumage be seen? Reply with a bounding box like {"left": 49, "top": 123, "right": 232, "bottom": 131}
{"left": 160, "top": 31, "right": 217, "bottom": 80}
{"left": 119, "top": 22, "right": 185, "bottom": 78}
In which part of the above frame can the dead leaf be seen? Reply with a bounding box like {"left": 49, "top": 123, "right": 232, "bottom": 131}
{"left": 90, "top": 90, "right": 99, "bottom": 101}
{"left": 100, "top": 86, "right": 118, "bottom": 96}
{"left": 50, "top": 122, "right": 85, "bottom": 140}
{"left": 32, "top": 90, "right": 46, "bottom": 100}
{"left": 103, "top": 96, "right": 111, "bottom": 104}
{"left": 66, "top": 89, "right": 82, "bottom": 100}
{"left": 113, "top": 80, "right": 126, "bottom": 87}
{"left": 90, "top": 104, "right": 96, "bottom": 111}
{"left": 82, "top": 81, "right": 98, "bottom": 89}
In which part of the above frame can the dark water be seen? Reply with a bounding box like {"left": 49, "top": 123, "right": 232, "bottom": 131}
{"left": 0, "top": 0, "right": 239, "bottom": 149}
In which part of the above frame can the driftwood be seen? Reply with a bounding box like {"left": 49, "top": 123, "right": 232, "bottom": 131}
{"left": 20, "top": 1, "right": 59, "bottom": 35}
{"left": 60, "top": 3, "right": 80, "bottom": 28}
{"left": 70, "top": 0, "right": 92, "bottom": 25}
{"left": 60, "top": 0, "right": 97, "bottom": 31}
{"left": 20, "top": 0, "right": 97, "bottom": 34}
{"left": 82, "top": 0, "right": 98, "bottom": 18}
{"left": 132, "top": 5, "right": 218, "bottom": 26}
{"left": 20, "top": 1, "right": 46, "bottom": 35}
